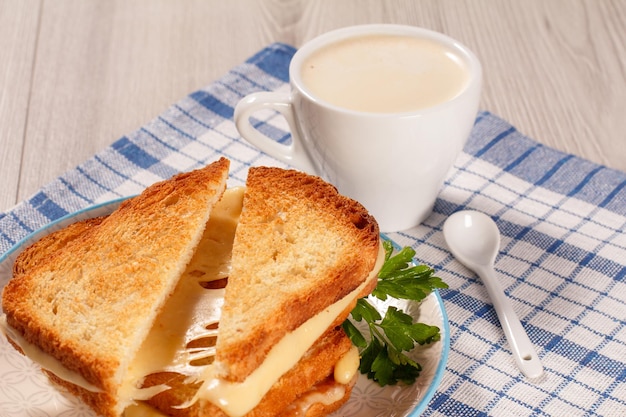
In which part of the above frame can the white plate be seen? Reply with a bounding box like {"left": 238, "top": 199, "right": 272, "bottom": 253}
{"left": 0, "top": 199, "right": 449, "bottom": 417}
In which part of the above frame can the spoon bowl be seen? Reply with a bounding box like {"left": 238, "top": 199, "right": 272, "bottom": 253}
{"left": 442, "top": 210, "right": 500, "bottom": 268}
{"left": 443, "top": 210, "right": 544, "bottom": 379}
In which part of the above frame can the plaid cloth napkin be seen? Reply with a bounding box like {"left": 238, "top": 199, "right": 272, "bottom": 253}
{"left": 1, "top": 44, "right": 625, "bottom": 417}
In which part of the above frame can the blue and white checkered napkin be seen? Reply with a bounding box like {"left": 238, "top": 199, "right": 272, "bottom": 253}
{"left": 1, "top": 44, "right": 625, "bottom": 416}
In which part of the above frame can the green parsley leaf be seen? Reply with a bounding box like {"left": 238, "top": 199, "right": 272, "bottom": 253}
{"left": 359, "top": 333, "right": 383, "bottom": 375}
{"left": 371, "top": 344, "right": 395, "bottom": 385}
{"left": 344, "top": 241, "right": 448, "bottom": 386}
{"left": 377, "top": 241, "right": 448, "bottom": 304}
{"left": 389, "top": 359, "right": 422, "bottom": 385}
{"left": 341, "top": 319, "right": 367, "bottom": 348}
{"left": 379, "top": 306, "right": 416, "bottom": 351}
{"left": 379, "top": 306, "right": 421, "bottom": 351}
{"left": 350, "top": 298, "right": 382, "bottom": 322}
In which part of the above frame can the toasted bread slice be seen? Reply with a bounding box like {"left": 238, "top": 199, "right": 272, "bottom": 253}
{"left": 215, "top": 167, "right": 380, "bottom": 383}
{"left": 2, "top": 157, "right": 230, "bottom": 417}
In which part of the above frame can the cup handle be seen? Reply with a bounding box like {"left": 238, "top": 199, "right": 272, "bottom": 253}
{"left": 234, "top": 92, "right": 317, "bottom": 174}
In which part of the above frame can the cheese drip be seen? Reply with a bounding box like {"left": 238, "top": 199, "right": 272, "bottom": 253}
{"left": 334, "top": 345, "right": 360, "bottom": 384}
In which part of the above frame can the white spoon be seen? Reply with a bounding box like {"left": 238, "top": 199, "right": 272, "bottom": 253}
{"left": 443, "top": 210, "right": 544, "bottom": 379}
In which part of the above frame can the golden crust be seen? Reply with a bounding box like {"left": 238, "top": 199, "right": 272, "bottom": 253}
{"left": 2, "top": 158, "right": 230, "bottom": 416}
{"left": 12, "top": 216, "right": 106, "bottom": 276}
{"left": 216, "top": 167, "right": 380, "bottom": 382}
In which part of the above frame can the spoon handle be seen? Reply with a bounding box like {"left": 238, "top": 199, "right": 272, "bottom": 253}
{"left": 477, "top": 265, "right": 544, "bottom": 379}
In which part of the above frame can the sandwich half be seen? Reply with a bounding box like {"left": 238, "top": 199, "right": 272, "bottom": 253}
{"left": 1, "top": 157, "right": 230, "bottom": 416}
{"left": 0, "top": 162, "right": 383, "bottom": 417}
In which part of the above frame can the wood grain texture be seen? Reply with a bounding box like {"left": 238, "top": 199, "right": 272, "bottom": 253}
{"left": 0, "top": 0, "right": 624, "bottom": 213}
{"left": 0, "top": 0, "right": 41, "bottom": 211}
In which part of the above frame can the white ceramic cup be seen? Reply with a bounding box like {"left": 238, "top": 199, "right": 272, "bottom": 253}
{"left": 234, "top": 24, "right": 481, "bottom": 232}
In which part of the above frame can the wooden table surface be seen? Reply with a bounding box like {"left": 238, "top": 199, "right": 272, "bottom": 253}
{"left": 1, "top": 0, "right": 625, "bottom": 213}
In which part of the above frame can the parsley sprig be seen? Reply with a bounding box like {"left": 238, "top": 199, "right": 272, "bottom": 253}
{"left": 342, "top": 240, "right": 448, "bottom": 386}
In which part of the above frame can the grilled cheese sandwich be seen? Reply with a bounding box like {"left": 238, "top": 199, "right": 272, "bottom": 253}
{"left": 1, "top": 161, "right": 382, "bottom": 417}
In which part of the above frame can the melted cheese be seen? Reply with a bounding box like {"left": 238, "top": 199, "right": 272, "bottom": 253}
{"left": 0, "top": 314, "right": 101, "bottom": 392}
{"left": 188, "top": 244, "right": 385, "bottom": 417}
{"left": 334, "top": 345, "right": 360, "bottom": 385}
{"left": 118, "top": 187, "right": 244, "bottom": 403}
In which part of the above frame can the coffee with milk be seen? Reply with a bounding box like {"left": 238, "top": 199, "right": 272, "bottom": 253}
{"left": 300, "top": 34, "right": 470, "bottom": 113}
{"left": 234, "top": 25, "right": 482, "bottom": 231}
